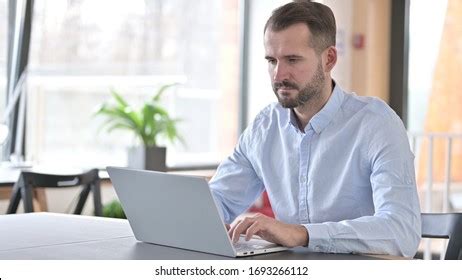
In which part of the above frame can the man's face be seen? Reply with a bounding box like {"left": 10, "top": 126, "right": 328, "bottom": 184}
{"left": 264, "top": 23, "right": 326, "bottom": 108}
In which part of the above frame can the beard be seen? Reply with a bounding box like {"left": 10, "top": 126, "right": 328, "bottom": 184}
{"left": 272, "top": 61, "right": 325, "bottom": 108}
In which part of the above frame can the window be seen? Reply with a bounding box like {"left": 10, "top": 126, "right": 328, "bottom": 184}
{"left": 408, "top": 0, "right": 462, "bottom": 185}
{"left": 0, "top": 0, "right": 7, "bottom": 118}
{"left": 26, "top": 0, "right": 239, "bottom": 168}
{"left": 408, "top": 0, "right": 447, "bottom": 133}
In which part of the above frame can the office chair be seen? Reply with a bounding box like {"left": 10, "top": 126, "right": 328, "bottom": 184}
{"left": 421, "top": 213, "right": 462, "bottom": 260}
{"left": 6, "top": 169, "right": 103, "bottom": 216}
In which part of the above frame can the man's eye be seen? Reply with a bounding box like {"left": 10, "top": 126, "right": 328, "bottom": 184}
{"left": 288, "top": 58, "right": 298, "bottom": 64}
{"left": 267, "top": 59, "right": 276, "bottom": 65}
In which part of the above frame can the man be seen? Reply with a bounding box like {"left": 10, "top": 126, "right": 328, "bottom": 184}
{"left": 209, "top": 1, "right": 421, "bottom": 257}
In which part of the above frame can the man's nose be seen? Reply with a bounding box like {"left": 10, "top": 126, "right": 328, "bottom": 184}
{"left": 273, "top": 62, "right": 289, "bottom": 82}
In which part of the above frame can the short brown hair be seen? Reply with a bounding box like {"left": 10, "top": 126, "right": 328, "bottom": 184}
{"left": 264, "top": 0, "right": 336, "bottom": 53}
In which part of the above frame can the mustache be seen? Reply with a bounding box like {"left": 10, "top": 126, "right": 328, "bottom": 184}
{"left": 273, "top": 80, "right": 299, "bottom": 90}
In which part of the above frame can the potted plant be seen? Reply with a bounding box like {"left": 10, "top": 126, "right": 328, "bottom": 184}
{"left": 102, "top": 199, "right": 126, "bottom": 219}
{"left": 95, "top": 84, "right": 182, "bottom": 171}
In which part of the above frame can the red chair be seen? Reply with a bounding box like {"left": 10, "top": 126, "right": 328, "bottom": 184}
{"left": 248, "top": 191, "right": 274, "bottom": 217}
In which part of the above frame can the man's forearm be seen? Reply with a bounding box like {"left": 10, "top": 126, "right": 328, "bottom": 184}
{"left": 291, "top": 224, "right": 309, "bottom": 247}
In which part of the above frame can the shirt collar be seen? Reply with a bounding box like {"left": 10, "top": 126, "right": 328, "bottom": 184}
{"left": 288, "top": 82, "right": 344, "bottom": 134}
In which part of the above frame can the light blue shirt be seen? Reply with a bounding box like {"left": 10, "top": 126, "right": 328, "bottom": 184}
{"left": 209, "top": 83, "right": 421, "bottom": 257}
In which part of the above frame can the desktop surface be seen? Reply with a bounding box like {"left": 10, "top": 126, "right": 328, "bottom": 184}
{"left": 0, "top": 213, "right": 407, "bottom": 260}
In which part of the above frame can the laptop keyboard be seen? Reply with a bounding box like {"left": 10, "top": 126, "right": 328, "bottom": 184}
{"left": 234, "top": 242, "right": 266, "bottom": 251}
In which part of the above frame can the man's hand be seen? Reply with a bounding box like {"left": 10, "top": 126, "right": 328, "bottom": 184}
{"left": 228, "top": 213, "right": 309, "bottom": 248}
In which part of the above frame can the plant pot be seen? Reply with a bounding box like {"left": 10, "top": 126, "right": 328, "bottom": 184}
{"left": 128, "top": 146, "right": 167, "bottom": 171}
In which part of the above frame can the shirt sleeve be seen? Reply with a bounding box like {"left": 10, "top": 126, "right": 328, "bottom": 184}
{"left": 304, "top": 112, "right": 421, "bottom": 257}
{"left": 209, "top": 128, "right": 265, "bottom": 225}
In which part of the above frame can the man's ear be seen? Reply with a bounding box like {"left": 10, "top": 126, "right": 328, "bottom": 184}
{"left": 323, "top": 46, "right": 337, "bottom": 72}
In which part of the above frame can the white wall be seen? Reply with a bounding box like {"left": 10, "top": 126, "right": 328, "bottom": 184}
{"left": 322, "top": 0, "right": 353, "bottom": 92}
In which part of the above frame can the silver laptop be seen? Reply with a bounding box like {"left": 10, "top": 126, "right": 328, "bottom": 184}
{"left": 106, "top": 166, "right": 287, "bottom": 257}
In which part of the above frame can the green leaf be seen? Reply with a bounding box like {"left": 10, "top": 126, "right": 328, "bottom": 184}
{"left": 99, "top": 106, "right": 140, "bottom": 131}
{"left": 110, "top": 89, "right": 129, "bottom": 107}
{"left": 102, "top": 200, "right": 126, "bottom": 219}
{"left": 153, "top": 83, "right": 178, "bottom": 102}
{"left": 94, "top": 86, "right": 183, "bottom": 147}
{"left": 106, "top": 123, "right": 136, "bottom": 133}
{"left": 141, "top": 103, "right": 157, "bottom": 146}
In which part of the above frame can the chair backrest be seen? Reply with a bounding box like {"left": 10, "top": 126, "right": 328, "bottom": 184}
{"left": 20, "top": 169, "right": 99, "bottom": 188}
{"left": 421, "top": 213, "right": 462, "bottom": 260}
{"left": 7, "top": 168, "right": 102, "bottom": 216}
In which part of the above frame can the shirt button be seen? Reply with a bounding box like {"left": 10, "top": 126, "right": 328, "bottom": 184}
{"left": 300, "top": 177, "right": 306, "bottom": 183}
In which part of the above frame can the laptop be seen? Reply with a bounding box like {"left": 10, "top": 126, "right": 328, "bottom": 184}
{"left": 106, "top": 166, "right": 287, "bottom": 257}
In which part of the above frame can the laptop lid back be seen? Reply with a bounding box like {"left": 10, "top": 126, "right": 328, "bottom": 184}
{"left": 107, "top": 166, "right": 236, "bottom": 257}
